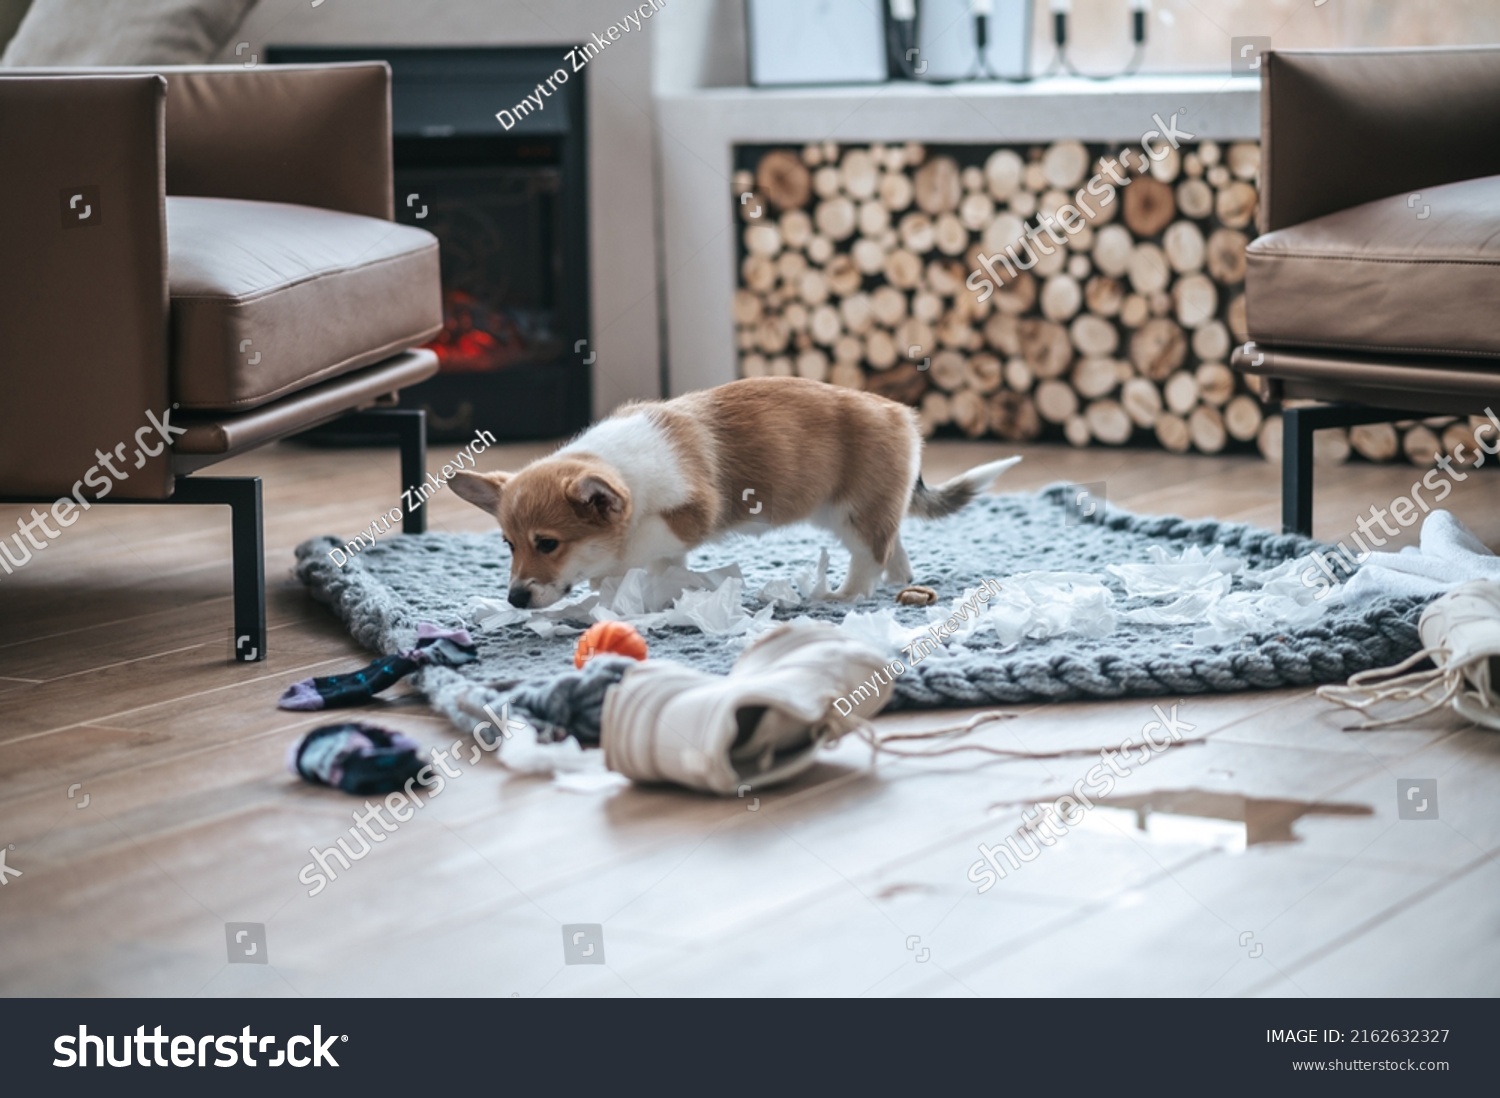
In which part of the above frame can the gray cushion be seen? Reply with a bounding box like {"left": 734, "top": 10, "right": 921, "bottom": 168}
{"left": 168, "top": 196, "right": 443, "bottom": 412}
{"left": 1, "top": 0, "right": 257, "bottom": 65}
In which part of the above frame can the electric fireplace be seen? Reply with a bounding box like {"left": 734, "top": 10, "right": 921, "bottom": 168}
{"left": 269, "top": 46, "right": 592, "bottom": 442}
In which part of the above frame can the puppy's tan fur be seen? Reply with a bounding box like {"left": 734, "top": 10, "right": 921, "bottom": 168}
{"left": 451, "top": 377, "right": 1018, "bottom": 608}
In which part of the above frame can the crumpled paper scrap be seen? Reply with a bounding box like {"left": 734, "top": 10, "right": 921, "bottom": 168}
{"left": 835, "top": 572, "right": 1116, "bottom": 658}
{"left": 1110, "top": 544, "right": 1241, "bottom": 598}
{"left": 1188, "top": 552, "right": 1343, "bottom": 645}
{"left": 481, "top": 707, "right": 602, "bottom": 775}
{"left": 552, "top": 770, "right": 631, "bottom": 794}
{"left": 1111, "top": 545, "right": 1342, "bottom": 641}
{"left": 474, "top": 703, "right": 629, "bottom": 790}
{"left": 466, "top": 560, "right": 777, "bottom": 639}
{"left": 757, "top": 548, "right": 832, "bottom": 607}
{"left": 596, "top": 562, "right": 740, "bottom": 617}
{"left": 962, "top": 573, "right": 1117, "bottom": 645}
{"left": 466, "top": 537, "right": 1348, "bottom": 672}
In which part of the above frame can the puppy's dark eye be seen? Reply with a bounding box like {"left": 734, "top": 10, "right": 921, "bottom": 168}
{"left": 535, "top": 537, "right": 559, "bottom": 554}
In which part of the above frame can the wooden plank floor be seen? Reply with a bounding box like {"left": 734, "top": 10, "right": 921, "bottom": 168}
{"left": 2, "top": 436, "right": 1497, "bottom": 997}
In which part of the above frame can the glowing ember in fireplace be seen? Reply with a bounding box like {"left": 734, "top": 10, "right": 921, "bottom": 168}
{"left": 427, "top": 290, "right": 529, "bottom": 373}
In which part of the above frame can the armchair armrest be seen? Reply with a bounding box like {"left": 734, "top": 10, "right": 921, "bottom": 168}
{"left": 0, "top": 73, "right": 174, "bottom": 500}
{"left": 161, "top": 62, "right": 393, "bottom": 219}
{"left": 1260, "top": 46, "right": 1500, "bottom": 233}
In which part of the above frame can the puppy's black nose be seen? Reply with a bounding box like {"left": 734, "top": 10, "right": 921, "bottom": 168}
{"left": 507, "top": 585, "right": 532, "bottom": 609}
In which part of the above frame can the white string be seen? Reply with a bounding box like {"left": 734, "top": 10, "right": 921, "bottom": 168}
{"left": 1317, "top": 646, "right": 1458, "bottom": 729}
{"left": 844, "top": 710, "right": 1198, "bottom": 762}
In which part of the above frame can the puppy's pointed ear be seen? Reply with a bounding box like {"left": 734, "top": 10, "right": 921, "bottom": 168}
{"left": 450, "top": 470, "right": 510, "bottom": 513}
{"left": 567, "top": 473, "right": 627, "bottom": 521}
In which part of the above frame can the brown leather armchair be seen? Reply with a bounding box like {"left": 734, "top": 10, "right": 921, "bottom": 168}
{"left": 0, "top": 62, "right": 442, "bottom": 660}
{"left": 1231, "top": 46, "right": 1500, "bottom": 535}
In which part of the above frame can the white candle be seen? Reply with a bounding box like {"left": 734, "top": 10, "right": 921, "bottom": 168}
{"left": 1050, "top": 0, "right": 1071, "bottom": 13}
{"left": 890, "top": 0, "right": 916, "bottom": 19}
{"left": 969, "top": 0, "right": 993, "bottom": 14}
{"left": 1131, "top": 0, "right": 1151, "bottom": 11}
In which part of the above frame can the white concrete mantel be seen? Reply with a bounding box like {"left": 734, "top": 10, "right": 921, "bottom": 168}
{"left": 657, "top": 75, "right": 1260, "bottom": 396}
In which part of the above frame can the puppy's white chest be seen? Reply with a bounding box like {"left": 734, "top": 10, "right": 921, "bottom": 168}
{"left": 623, "top": 516, "right": 692, "bottom": 566}
{"left": 559, "top": 412, "right": 691, "bottom": 515}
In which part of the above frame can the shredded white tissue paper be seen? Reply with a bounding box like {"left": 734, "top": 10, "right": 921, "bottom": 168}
{"left": 1108, "top": 544, "right": 1241, "bottom": 598}
{"left": 467, "top": 560, "right": 778, "bottom": 639}
{"left": 971, "top": 573, "right": 1119, "bottom": 645}
{"left": 483, "top": 712, "right": 603, "bottom": 776}
{"left": 836, "top": 608, "right": 927, "bottom": 652}
{"left": 465, "top": 536, "right": 1353, "bottom": 700}
{"left": 1119, "top": 587, "right": 1227, "bottom": 627}
{"left": 1187, "top": 552, "right": 1342, "bottom": 645}
{"left": 1113, "top": 546, "right": 1341, "bottom": 643}
{"left": 832, "top": 572, "right": 1116, "bottom": 658}
{"left": 757, "top": 548, "right": 832, "bottom": 607}
{"left": 596, "top": 562, "right": 742, "bottom": 617}
{"left": 552, "top": 770, "right": 631, "bottom": 794}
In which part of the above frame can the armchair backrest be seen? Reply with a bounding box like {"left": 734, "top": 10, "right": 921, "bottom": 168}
{"left": 159, "top": 62, "right": 393, "bottom": 220}
{"left": 1261, "top": 46, "right": 1500, "bottom": 234}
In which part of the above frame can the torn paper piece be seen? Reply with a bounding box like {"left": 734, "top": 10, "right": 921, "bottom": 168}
{"left": 985, "top": 573, "right": 1117, "bottom": 644}
{"left": 470, "top": 561, "right": 769, "bottom": 639}
{"left": 661, "top": 577, "right": 778, "bottom": 636}
{"left": 526, "top": 618, "right": 582, "bottom": 639}
{"left": 1107, "top": 544, "right": 1243, "bottom": 599}
{"left": 467, "top": 595, "right": 528, "bottom": 630}
{"left": 487, "top": 710, "right": 604, "bottom": 776}
{"left": 553, "top": 770, "right": 631, "bottom": 794}
{"left": 1120, "top": 587, "right": 1226, "bottom": 627}
{"left": 836, "top": 608, "right": 930, "bottom": 652}
{"left": 943, "top": 573, "right": 1117, "bottom": 646}
{"left": 1193, "top": 590, "right": 1330, "bottom": 646}
{"left": 595, "top": 562, "right": 743, "bottom": 617}
{"left": 757, "top": 548, "right": 832, "bottom": 608}
{"left": 467, "top": 588, "right": 599, "bottom": 631}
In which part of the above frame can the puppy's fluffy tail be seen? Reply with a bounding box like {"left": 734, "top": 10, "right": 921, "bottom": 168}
{"left": 908, "top": 456, "right": 1022, "bottom": 519}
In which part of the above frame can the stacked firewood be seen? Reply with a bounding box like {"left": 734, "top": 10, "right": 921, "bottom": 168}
{"left": 1258, "top": 412, "right": 1496, "bottom": 468}
{"left": 733, "top": 139, "right": 1265, "bottom": 454}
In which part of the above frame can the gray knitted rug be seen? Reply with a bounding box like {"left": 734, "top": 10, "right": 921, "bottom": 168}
{"left": 293, "top": 485, "right": 1427, "bottom": 730}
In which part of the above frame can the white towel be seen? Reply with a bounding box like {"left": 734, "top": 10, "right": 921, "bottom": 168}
{"left": 1339, "top": 510, "right": 1500, "bottom": 601}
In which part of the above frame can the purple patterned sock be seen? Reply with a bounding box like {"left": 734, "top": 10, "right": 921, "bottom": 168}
{"left": 279, "top": 624, "right": 477, "bottom": 711}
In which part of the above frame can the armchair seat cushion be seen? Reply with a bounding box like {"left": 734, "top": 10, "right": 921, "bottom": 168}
{"left": 1245, "top": 174, "right": 1500, "bottom": 360}
{"left": 167, "top": 195, "right": 442, "bottom": 411}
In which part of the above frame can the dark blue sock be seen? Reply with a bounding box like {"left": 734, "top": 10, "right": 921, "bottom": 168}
{"left": 288, "top": 722, "right": 430, "bottom": 795}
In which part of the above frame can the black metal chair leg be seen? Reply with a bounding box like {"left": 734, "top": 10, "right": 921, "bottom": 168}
{"left": 312, "top": 407, "right": 428, "bottom": 534}
{"left": 1277, "top": 402, "right": 1413, "bottom": 538}
{"left": 393, "top": 409, "right": 428, "bottom": 534}
{"left": 1282, "top": 406, "right": 1316, "bottom": 537}
{"left": 174, "top": 476, "right": 266, "bottom": 662}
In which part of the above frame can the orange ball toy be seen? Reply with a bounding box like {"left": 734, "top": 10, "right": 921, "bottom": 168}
{"left": 574, "top": 621, "right": 649, "bottom": 669}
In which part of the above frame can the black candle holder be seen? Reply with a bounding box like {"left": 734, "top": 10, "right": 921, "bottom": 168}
{"left": 888, "top": 1, "right": 1148, "bottom": 84}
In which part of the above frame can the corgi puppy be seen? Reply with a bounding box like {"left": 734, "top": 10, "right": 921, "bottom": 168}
{"left": 450, "top": 376, "right": 1020, "bottom": 609}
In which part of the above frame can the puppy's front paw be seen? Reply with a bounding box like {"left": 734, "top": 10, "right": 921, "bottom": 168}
{"left": 828, "top": 583, "right": 876, "bottom": 603}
